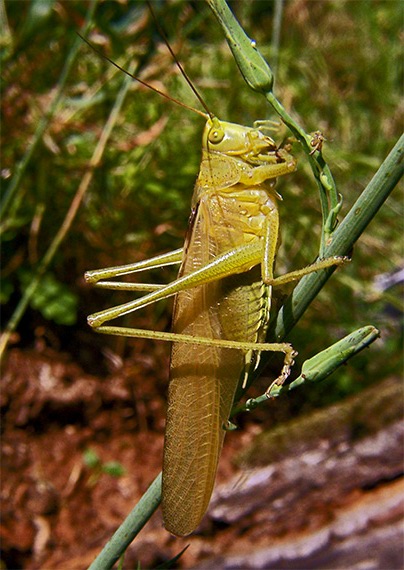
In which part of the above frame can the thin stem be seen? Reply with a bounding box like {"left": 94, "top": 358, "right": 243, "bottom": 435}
{"left": 87, "top": 473, "right": 162, "bottom": 570}
{"left": 265, "top": 92, "right": 339, "bottom": 253}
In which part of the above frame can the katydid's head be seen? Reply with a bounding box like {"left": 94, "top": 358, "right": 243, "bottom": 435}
{"left": 203, "top": 117, "right": 283, "bottom": 158}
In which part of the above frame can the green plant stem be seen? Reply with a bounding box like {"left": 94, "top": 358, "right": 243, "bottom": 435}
{"left": 0, "top": 58, "right": 135, "bottom": 360}
{"left": 207, "top": 0, "right": 341, "bottom": 254}
{"left": 270, "top": 133, "right": 404, "bottom": 343}
{"left": 0, "top": 0, "right": 98, "bottom": 222}
{"left": 87, "top": 473, "right": 162, "bottom": 570}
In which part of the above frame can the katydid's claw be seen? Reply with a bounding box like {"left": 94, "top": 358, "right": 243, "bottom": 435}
{"left": 264, "top": 346, "right": 298, "bottom": 398}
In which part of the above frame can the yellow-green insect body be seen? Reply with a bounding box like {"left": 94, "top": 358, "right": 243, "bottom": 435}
{"left": 162, "top": 117, "right": 296, "bottom": 536}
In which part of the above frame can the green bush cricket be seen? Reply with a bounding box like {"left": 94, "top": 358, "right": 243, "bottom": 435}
{"left": 83, "top": 22, "right": 345, "bottom": 536}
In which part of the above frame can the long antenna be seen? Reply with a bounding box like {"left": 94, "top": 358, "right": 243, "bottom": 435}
{"left": 147, "top": 1, "right": 214, "bottom": 119}
{"left": 77, "top": 33, "right": 208, "bottom": 119}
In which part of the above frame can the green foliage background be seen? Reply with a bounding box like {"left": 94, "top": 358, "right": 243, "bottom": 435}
{"left": 1, "top": 0, "right": 402, "bottom": 407}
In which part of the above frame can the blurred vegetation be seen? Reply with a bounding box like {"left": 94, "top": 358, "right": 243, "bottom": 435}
{"left": 1, "top": 0, "right": 402, "bottom": 409}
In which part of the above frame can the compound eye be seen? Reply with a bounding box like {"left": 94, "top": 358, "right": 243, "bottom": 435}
{"left": 208, "top": 126, "right": 225, "bottom": 144}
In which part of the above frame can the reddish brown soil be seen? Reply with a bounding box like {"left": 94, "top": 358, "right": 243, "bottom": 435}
{"left": 1, "top": 347, "right": 253, "bottom": 569}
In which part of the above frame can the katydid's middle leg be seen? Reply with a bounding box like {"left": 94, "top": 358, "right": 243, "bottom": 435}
{"left": 260, "top": 254, "right": 348, "bottom": 397}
